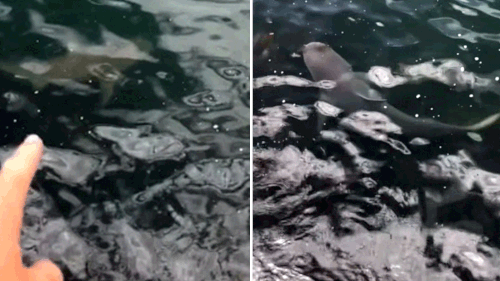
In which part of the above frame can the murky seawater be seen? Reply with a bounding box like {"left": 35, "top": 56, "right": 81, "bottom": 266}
{"left": 254, "top": 0, "right": 500, "bottom": 280}
{"left": 0, "top": 0, "right": 249, "bottom": 280}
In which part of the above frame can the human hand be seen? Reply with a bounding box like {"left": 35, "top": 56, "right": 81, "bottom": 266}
{"left": 0, "top": 135, "right": 63, "bottom": 281}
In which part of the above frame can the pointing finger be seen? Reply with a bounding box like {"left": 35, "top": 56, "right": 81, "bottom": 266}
{"left": 28, "top": 259, "right": 63, "bottom": 281}
{"left": 0, "top": 135, "right": 43, "bottom": 241}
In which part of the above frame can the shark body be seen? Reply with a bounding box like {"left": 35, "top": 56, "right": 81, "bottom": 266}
{"left": 301, "top": 42, "right": 500, "bottom": 138}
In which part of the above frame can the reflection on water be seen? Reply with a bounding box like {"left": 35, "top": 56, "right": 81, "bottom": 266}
{"left": 0, "top": 0, "right": 249, "bottom": 280}
{"left": 254, "top": 0, "right": 500, "bottom": 280}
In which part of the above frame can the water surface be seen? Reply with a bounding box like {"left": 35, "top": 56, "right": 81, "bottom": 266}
{"left": 254, "top": 0, "right": 500, "bottom": 280}
{"left": 0, "top": 0, "right": 250, "bottom": 280}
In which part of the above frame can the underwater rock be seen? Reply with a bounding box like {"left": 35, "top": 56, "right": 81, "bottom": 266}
{"left": 21, "top": 189, "right": 91, "bottom": 279}
{"left": 3, "top": 91, "right": 40, "bottom": 117}
{"left": 417, "top": 150, "right": 500, "bottom": 196}
{"left": 194, "top": 133, "right": 250, "bottom": 158}
{"left": 280, "top": 103, "right": 310, "bottom": 121}
{"left": 253, "top": 144, "right": 347, "bottom": 221}
{"left": 419, "top": 150, "right": 500, "bottom": 231}
{"left": 92, "top": 125, "right": 187, "bottom": 162}
{"left": 194, "top": 15, "right": 240, "bottom": 30}
{"left": 108, "top": 220, "right": 159, "bottom": 280}
{"left": 41, "top": 147, "right": 105, "bottom": 188}
{"left": 37, "top": 220, "right": 90, "bottom": 279}
{"left": 401, "top": 59, "right": 474, "bottom": 89}
{"left": 253, "top": 75, "right": 336, "bottom": 90}
{"left": 124, "top": 159, "right": 249, "bottom": 214}
{"left": 253, "top": 75, "right": 309, "bottom": 88}
{"left": 172, "top": 158, "right": 249, "bottom": 193}
{"left": 363, "top": 57, "right": 500, "bottom": 104}
{"left": 377, "top": 186, "right": 419, "bottom": 215}
{"left": 339, "top": 111, "right": 402, "bottom": 141}
{"left": 0, "top": 146, "right": 104, "bottom": 189}
{"left": 339, "top": 111, "right": 411, "bottom": 155}
{"left": 205, "top": 58, "right": 249, "bottom": 82}
{"left": 24, "top": 180, "right": 248, "bottom": 281}
{"left": 314, "top": 100, "right": 343, "bottom": 117}
{"left": 254, "top": 228, "right": 397, "bottom": 281}
{"left": 96, "top": 108, "right": 168, "bottom": 124}
{"left": 172, "top": 104, "right": 247, "bottom": 136}
{"left": 253, "top": 103, "right": 309, "bottom": 139}
{"left": 431, "top": 228, "right": 500, "bottom": 280}
{"left": 0, "top": 1, "right": 252, "bottom": 280}
{"left": 419, "top": 150, "right": 474, "bottom": 182}
{"left": 258, "top": 103, "right": 311, "bottom": 121}
{"left": 253, "top": 114, "right": 289, "bottom": 138}
{"left": 183, "top": 90, "right": 233, "bottom": 111}
{"left": 320, "top": 130, "right": 385, "bottom": 174}
{"left": 367, "top": 66, "right": 408, "bottom": 88}
{"left": 253, "top": 252, "right": 314, "bottom": 281}
{"left": 253, "top": 145, "right": 346, "bottom": 191}
{"left": 359, "top": 177, "right": 378, "bottom": 189}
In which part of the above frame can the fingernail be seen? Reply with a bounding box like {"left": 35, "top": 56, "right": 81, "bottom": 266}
{"left": 24, "top": 134, "right": 41, "bottom": 144}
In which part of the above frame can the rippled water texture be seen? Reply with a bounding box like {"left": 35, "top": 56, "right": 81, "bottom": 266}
{"left": 254, "top": 0, "right": 500, "bottom": 280}
{"left": 0, "top": 0, "right": 250, "bottom": 280}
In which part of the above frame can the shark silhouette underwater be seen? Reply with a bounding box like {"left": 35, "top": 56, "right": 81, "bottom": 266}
{"left": 301, "top": 42, "right": 500, "bottom": 138}
{"left": 0, "top": 54, "right": 139, "bottom": 107}
{"left": 0, "top": 9, "right": 161, "bottom": 108}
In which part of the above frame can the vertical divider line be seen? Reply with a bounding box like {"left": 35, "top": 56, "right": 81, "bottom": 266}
{"left": 249, "top": 0, "right": 254, "bottom": 279}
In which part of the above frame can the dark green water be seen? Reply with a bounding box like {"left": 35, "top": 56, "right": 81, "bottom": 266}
{"left": 0, "top": 0, "right": 250, "bottom": 280}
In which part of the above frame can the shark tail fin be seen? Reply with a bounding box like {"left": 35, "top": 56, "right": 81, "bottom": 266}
{"left": 463, "top": 112, "right": 500, "bottom": 131}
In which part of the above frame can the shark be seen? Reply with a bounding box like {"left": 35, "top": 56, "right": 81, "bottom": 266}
{"left": 301, "top": 42, "right": 500, "bottom": 138}
{"left": 0, "top": 9, "right": 158, "bottom": 107}
{"left": 0, "top": 55, "right": 139, "bottom": 107}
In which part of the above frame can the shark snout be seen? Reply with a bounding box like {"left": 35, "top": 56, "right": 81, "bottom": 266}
{"left": 300, "top": 42, "right": 329, "bottom": 53}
